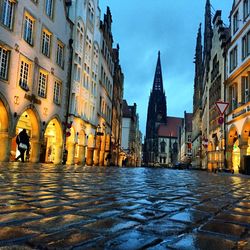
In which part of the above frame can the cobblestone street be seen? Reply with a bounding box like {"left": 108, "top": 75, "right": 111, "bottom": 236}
{"left": 1, "top": 163, "right": 250, "bottom": 249}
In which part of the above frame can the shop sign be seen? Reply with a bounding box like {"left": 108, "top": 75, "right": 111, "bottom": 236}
{"left": 232, "top": 105, "right": 250, "bottom": 119}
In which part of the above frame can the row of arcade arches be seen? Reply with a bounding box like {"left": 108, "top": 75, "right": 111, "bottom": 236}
{"left": 0, "top": 97, "right": 99, "bottom": 164}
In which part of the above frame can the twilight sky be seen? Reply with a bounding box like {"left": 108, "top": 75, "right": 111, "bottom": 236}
{"left": 99, "top": 1, "right": 232, "bottom": 137}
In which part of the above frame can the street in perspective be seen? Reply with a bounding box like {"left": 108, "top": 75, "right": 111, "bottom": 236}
{"left": 0, "top": 163, "right": 250, "bottom": 249}
{"left": 0, "top": 0, "right": 250, "bottom": 249}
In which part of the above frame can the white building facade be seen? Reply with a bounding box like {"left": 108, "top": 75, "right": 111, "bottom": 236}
{"left": 0, "top": 0, "right": 72, "bottom": 163}
{"left": 225, "top": 0, "right": 250, "bottom": 173}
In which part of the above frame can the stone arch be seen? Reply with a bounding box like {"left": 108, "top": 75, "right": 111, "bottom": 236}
{"left": 228, "top": 124, "right": 239, "bottom": 146}
{"left": 42, "top": 117, "right": 63, "bottom": 164}
{"left": 241, "top": 118, "right": 250, "bottom": 145}
{"left": 0, "top": 95, "right": 11, "bottom": 161}
{"left": 0, "top": 94, "right": 10, "bottom": 131}
{"left": 227, "top": 124, "right": 241, "bottom": 173}
{"left": 14, "top": 106, "right": 41, "bottom": 163}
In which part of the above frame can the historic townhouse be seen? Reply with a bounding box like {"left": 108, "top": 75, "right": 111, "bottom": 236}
{"left": 66, "top": 0, "right": 101, "bottom": 165}
{"left": 207, "top": 11, "right": 229, "bottom": 171}
{"left": 192, "top": 24, "right": 203, "bottom": 169}
{"left": 225, "top": 0, "right": 250, "bottom": 173}
{"left": 200, "top": 0, "right": 213, "bottom": 169}
{"left": 0, "top": 0, "right": 72, "bottom": 163}
{"left": 111, "top": 44, "right": 124, "bottom": 166}
{"left": 192, "top": 0, "right": 229, "bottom": 170}
{"left": 96, "top": 7, "right": 114, "bottom": 166}
{"left": 121, "top": 100, "right": 142, "bottom": 167}
{"left": 179, "top": 111, "right": 192, "bottom": 164}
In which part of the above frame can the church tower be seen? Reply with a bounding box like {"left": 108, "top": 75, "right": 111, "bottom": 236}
{"left": 193, "top": 23, "right": 203, "bottom": 112}
{"left": 203, "top": 0, "right": 213, "bottom": 85}
{"left": 144, "top": 51, "right": 167, "bottom": 165}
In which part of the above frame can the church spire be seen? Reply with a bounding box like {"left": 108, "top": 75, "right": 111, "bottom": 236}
{"left": 203, "top": 0, "right": 213, "bottom": 65}
{"left": 153, "top": 50, "right": 163, "bottom": 92}
{"left": 193, "top": 23, "right": 203, "bottom": 112}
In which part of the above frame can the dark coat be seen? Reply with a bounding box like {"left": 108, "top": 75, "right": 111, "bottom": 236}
{"left": 17, "top": 130, "right": 30, "bottom": 146}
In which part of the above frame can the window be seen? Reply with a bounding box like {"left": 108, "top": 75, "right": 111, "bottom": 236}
{"left": 244, "top": 0, "right": 250, "bottom": 20}
{"left": 160, "top": 141, "right": 166, "bottom": 153}
{"left": 230, "top": 46, "right": 237, "bottom": 72}
{"left": 0, "top": 46, "right": 9, "bottom": 79}
{"left": 233, "top": 10, "right": 239, "bottom": 34}
{"left": 229, "top": 84, "right": 238, "bottom": 110}
{"left": 19, "top": 58, "right": 31, "bottom": 91}
{"left": 38, "top": 70, "right": 48, "bottom": 97}
{"left": 1, "top": 0, "right": 15, "bottom": 29}
{"left": 88, "top": 1, "right": 94, "bottom": 23}
{"left": 45, "top": 0, "right": 53, "bottom": 18}
{"left": 76, "top": 22, "right": 84, "bottom": 52}
{"left": 53, "top": 80, "right": 61, "bottom": 104}
{"left": 56, "top": 41, "right": 64, "bottom": 68}
{"left": 23, "top": 13, "right": 35, "bottom": 45}
{"left": 41, "top": 29, "right": 51, "bottom": 57}
{"left": 242, "top": 76, "right": 250, "bottom": 103}
{"left": 242, "top": 31, "right": 250, "bottom": 60}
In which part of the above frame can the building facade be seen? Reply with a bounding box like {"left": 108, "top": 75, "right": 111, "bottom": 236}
{"left": 225, "top": 0, "right": 250, "bottom": 173}
{"left": 121, "top": 100, "right": 142, "bottom": 167}
{"left": 111, "top": 44, "right": 124, "bottom": 166}
{"left": 0, "top": 0, "right": 72, "bottom": 163}
{"left": 66, "top": 0, "right": 101, "bottom": 166}
{"left": 179, "top": 111, "right": 193, "bottom": 163}
{"left": 192, "top": 24, "right": 203, "bottom": 169}
{"left": 192, "top": 0, "right": 250, "bottom": 172}
{"left": 207, "top": 10, "right": 229, "bottom": 171}
{"left": 0, "top": 0, "right": 124, "bottom": 166}
{"left": 96, "top": 6, "right": 114, "bottom": 166}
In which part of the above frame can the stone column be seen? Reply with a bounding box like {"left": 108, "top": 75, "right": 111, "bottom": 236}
{"left": 99, "top": 136, "right": 105, "bottom": 166}
{"left": 0, "top": 132, "right": 11, "bottom": 162}
{"left": 86, "top": 147, "right": 94, "bottom": 166}
{"left": 30, "top": 140, "right": 40, "bottom": 163}
{"left": 226, "top": 146, "right": 233, "bottom": 170}
{"left": 54, "top": 143, "right": 63, "bottom": 165}
{"left": 78, "top": 145, "right": 85, "bottom": 165}
{"left": 239, "top": 144, "right": 248, "bottom": 173}
{"left": 93, "top": 148, "right": 99, "bottom": 166}
{"left": 66, "top": 143, "right": 75, "bottom": 165}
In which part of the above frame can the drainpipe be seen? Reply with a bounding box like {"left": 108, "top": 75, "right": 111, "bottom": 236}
{"left": 223, "top": 47, "right": 228, "bottom": 170}
{"left": 63, "top": 36, "right": 74, "bottom": 158}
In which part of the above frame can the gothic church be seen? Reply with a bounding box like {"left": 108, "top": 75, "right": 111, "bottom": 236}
{"left": 144, "top": 52, "right": 183, "bottom": 166}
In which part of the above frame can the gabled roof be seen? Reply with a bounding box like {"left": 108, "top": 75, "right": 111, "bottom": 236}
{"left": 158, "top": 116, "right": 183, "bottom": 138}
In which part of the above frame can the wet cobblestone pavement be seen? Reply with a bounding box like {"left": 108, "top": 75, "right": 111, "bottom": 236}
{"left": 1, "top": 163, "right": 250, "bottom": 249}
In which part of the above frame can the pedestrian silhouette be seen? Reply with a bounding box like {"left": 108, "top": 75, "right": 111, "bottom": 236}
{"left": 15, "top": 129, "right": 30, "bottom": 162}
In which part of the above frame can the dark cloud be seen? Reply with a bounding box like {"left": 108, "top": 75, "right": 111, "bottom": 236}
{"left": 100, "top": 0, "right": 232, "bottom": 136}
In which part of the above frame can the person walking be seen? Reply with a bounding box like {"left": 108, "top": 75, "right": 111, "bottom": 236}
{"left": 15, "top": 129, "right": 30, "bottom": 162}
